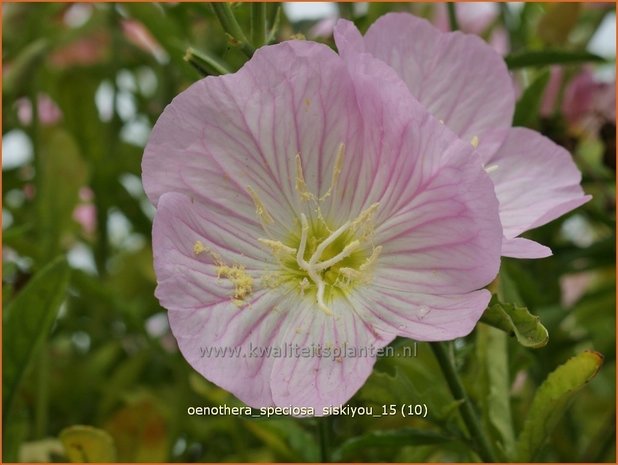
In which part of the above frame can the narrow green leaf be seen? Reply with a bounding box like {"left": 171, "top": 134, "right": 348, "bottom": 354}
{"left": 480, "top": 295, "right": 549, "bottom": 348}
{"left": 512, "top": 69, "right": 551, "bottom": 128}
{"left": 38, "top": 129, "right": 88, "bottom": 260}
{"left": 183, "top": 47, "right": 232, "bottom": 76}
{"left": 3, "top": 39, "right": 48, "bottom": 97}
{"left": 475, "top": 325, "right": 516, "bottom": 459}
{"left": 332, "top": 428, "right": 452, "bottom": 461}
{"left": 515, "top": 351, "right": 604, "bottom": 461}
{"left": 60, "top": 425, "right": 116, "bottom": 462}
{"left": 505, "top": 50, "right": 606, "bottom": 69}
{"left": 3, "top": 257, "right": 70, "bottom": 419}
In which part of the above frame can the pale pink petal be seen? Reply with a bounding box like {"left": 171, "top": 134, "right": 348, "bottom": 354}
{"left": 501, "top": 237, "right": 552, "bottom": 259}
{"left": 309, "top": 17, "right": 338, "bottom": 39}
{"left": 270, "top": 298, "right": 394, "bottom": 412}
{"left": 152, "top": 192, "right": 267, "bottom": 323}
{"left": 433, "top": 3, "right": 498, "bottom": 35}
{"left": 143, "top": 40, "right": 384, "bottom": 235}
{"left": 350, "top": 286, "right": 492, "bottom": 341}
{"left": 481, "top": 127, "right": 591, "bottom": 240}
{"left": 153, "top": 192, "right": 290, "bottom": 406}
{"left": 540, "top": 66, "right": 563, "bottom": 117}
{"left": 370, "top": 136, "right": 502, "bottom": 295}
{"left": 335, "top": 14, "right": 515, "bottom": 143}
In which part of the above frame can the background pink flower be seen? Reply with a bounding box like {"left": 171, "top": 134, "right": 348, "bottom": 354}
{"left": 335, "top": 14, "right": 591, "bottom": 259}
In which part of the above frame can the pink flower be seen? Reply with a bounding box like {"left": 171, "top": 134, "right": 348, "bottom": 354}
{"left": 142, "top": 40, "right": 502, "bottom": 410}
{"left": 121, "top": 20, "right": 166, "bottom": 61}
{"left": 16, "top": 94, "right": 62, "bottom": 126}
{"left": 432, "top": 3, "right": 508, "bottom": 55}
{"left": 73, "top": 187, "right": 96, "bottom": 236}
{"left": 335, "top": 14, "right": 591, "bottom": 259}
{"left": 563, "top": 67, "right": 616, "bottom": 134}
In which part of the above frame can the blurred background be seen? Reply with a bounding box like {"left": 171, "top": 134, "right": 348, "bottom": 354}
{"left": 2, "top": 2, "right": 616, "bottom": 462}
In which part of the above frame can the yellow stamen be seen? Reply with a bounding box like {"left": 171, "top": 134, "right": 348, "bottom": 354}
{"left": 247, "top": 186, "right": 274, "bottom": 225}
{"left": 295, "top": 154, "right": 315, "bottom": 202}
{"left": 193, "top": 240, "right": 207, "bottom": 256}
{"left": 320, "top": 143, "right": 345, "bottom": 201}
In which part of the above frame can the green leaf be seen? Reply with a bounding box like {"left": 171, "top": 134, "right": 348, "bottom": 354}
{"left": 515, "top": 351, "right": 604, "bottom": 461}
{"left": 332, "top": 428, "right": 452, "bottom": 461}
{"left": 537, "top": 3, "right": 581, "bottom": 46}
{"left": 38, "top": 129, "right": 88, "bottom": 260}
{"left": 183, "top": 47, "right": 232, "bottom": 76}
{"left": 512, "top": 69, "right": 551, "bottom": 128}
{"left": 59, "top": 425, "right": 116, "bottom": 462}
{"left": 480, "top": 295, "right": 549, "bottom": 348}
{"left": 474, "top": 325, "right": 516, "bottom": 459}
{"left": 357, "top": 341, "right": 454, "bottom": 422}
{"left": 3, "top": 256, "right": 70, "bottom": 420}
{"left": 505, "top": 50, "right": 606, "bottom": 69}
{"left": 244, "top": 419, "right": 319, "bottom": 462}
{"left": 3, "top": 39, "right": 48, "bottom": 97}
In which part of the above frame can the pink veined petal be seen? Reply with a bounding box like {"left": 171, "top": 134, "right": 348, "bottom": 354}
{"left": 349, "top": 286, "right": 492, "bottom": 341}
{"left": 168, "top": 289, "right": 285, "bottom": 408}
{"left": 335, "top": 14, "right": 515, "bottom": 144}
{"left": 143, "top": 40, "right": 383, "bottom": 231}
{"left": 364, "top": 130, "right": 502, "bottom": 295}
{"left": 152, "top": 192, "right": 307, "bottom": 407}
{"left": 152, "top": 192, "right": 275, "bottom": 311}
{"left": 501, "top": 237, "right": 552, "bottom": 259}
{"left": 270, "top": 297, "right": 394, "bottom": 412}
{"left": 480, "top": 127, "right": 591, "bottom": 239}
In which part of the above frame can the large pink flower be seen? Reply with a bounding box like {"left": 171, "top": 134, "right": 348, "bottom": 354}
{"left": 335, "top": 13, "right": 591, "bottom": 259}
{"left": 142, "top": 40, "right": 502, "bottom": 410}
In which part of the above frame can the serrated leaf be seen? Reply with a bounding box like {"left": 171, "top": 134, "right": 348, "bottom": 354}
{"left": 332, "top": 428, "right": 451, "bottom": 461}
{"left": 480, "top": 296, "right": 549, "bottom": 348}
{"left": 512, "top": 69, "right": 551, "bottom": 128}
{"left": 59, "top": 425, "right": 116, "bottom": 462}
{"left": 505, "top": 50, "right": 605, "bottom": 69}
{"left": 515, "top": 351, "right": 603, "bottom": 461}
{"left": 3, "top": 256, "right": 70, "bottom": 420}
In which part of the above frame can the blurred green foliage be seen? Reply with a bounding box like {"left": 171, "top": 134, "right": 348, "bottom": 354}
{"left": 2, "top": 2, "right": 616, "bottom": 462}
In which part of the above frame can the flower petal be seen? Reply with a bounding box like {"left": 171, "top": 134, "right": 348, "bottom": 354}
{"left": 502, "top": 237, "right": 552, "bottom": 259}
{"left": 334, "top": 14, "right": 515, "bottom": 143}
{"left": 153, "top": 192, "right": 307, "bottom": 407}
{"left": 143, "top": 40, "right": 384, "bottom": 230}
{"left": 368, "top": 135, "right": 503, "bottom": 295}
{"left": 351, "top": 286, "right": 492, "bottom": 341}
{"left": 481, "top": 127, "right": 591, "bottom": 239}
{"left": 270, "top": 297, "right": 394, "bottom": 412}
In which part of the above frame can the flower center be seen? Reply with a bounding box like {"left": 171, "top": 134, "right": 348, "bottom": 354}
{"left": 253, "top": 144, "right": 381, "bottom": 315}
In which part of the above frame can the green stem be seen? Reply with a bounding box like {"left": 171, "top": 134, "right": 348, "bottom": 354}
{"left": 211, "top": 3, "right": 255, "bottom": 58}
{"left": 447, "top": 3, "right": 459, "bottom": 31}
{"left": 184, "top": 47, "right": 232, "bottom": 76}
{"left": 250, "top": 2, "right": 267, "bottom": 47}
{"left": 318, "top": 416, "right": 332, "bottom": 462}
{"left": 34, "top": 348, "right": 49, "bottom": 438}
{"left": 338, "top": 3, "right": 355, "bottom": 21}
{"left": 431, "top": 342, "right": 497, "bottom": 462}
